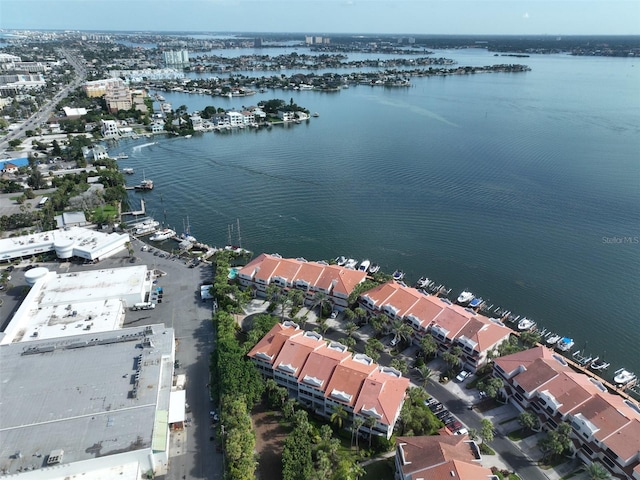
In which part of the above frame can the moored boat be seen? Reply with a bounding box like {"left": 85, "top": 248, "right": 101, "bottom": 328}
{"left": 613, "top": 368, "right": 637, "bottom": 386}
{"left": 358, "top": 259, "right": 371, "bottom": 272}
{"left": 368, "top": 263, "right": 380, "bottom": 274}
{"left": 335, "top": 256, "right": 347, "bottom": 266}
{"left": 392, "top": 270, "right": 405, "bottom": 281}
{"left": 122, "top": 167, "right": 135, "bottom": 174}
{"left": 517, "top": 317, "right": 536, "bottom": 331}
{"left": 457, "top": 290, "right": 474, "bottom": 305}
{"left": 149, "top": 228, "right": 176, "bottom": 242}
{"left": 345, "top": 258, "right": 358, "bottom": 269}
{"left": 114, "top": 153, "right": 129, "bottom": 160}
{"left": 468, "top": 297, "right": 483, "bottom": 309}
{"left": 416, "top": 277, "right": 430, "bottom": 289}
{"left": 556, "top": 337, "right": 574, "bottom": 352}
{"left": 546, "top": 333, "right": 561, "bottom": 346}
{"left": 590, "top": 358, "right": 610, "bottom": 371}
{"left": 134, "top": 178, "right": 154, "bottom": 190}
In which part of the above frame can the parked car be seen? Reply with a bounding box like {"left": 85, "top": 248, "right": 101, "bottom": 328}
{"left": 330, "top": 310, "right": 338, "bottom": 319}
{"left": 454, "top": 428, "right": 469, "bottom": 435}
{"left": 390, "top": 336, "right": 398, "bottom": 347}
{"left": 455, "top": 370, "right": 471, "bottom": 382}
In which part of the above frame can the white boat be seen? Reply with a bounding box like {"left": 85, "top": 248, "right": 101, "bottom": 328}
{"left": 613, "top": 369, "right": 636, "bottom": 386}
{"left": 149, "top": 228, "right": 176, "bottom": 242}
{"left": 368, "top": 263, "right": 380, "bottom": 274}
{"left": 184, "top": 134, "right": 192, "bottom": 139}
{"left": 546, "top": 333, "right": 561, "bottom": 346}
{"left": 345, "top": 258, "right": 358, "bottom": 269}
{"left": 417, "top": 277, "right": 430, "bottom": 289}
{"left": 590, "top": 358, "right": 610, "bottom": 371}
{"left": 114, "top": 153, "right": 129, "bottom": 160}
{"left": 335, "top": 256, "right": 347, "bottom": 266}
{"left": 134, "top": 222, "right": 159, "bottom": 236}
{"left": 358, "top": 259, "right": 370, "bottom": 272}
{"left": 392, "top": 270, "right": 405, "bottom": 281}
{"left": 122, "top": 168, "right": 135, "bottom": 174}
{"left": 457, "top": 290, "right": 474, "bottom": 305}
{"left": 517, "top": 318, "right": 536, "bottom": 331}
{"left": 556, "top": 337, "right": 574, "bottom": 352}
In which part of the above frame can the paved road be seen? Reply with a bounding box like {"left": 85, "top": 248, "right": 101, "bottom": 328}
{"left": 0, "top": 48, "right": 87, "bottom": 152}
{"left": 421, "top": 377, "right": 548, "bottom": 480}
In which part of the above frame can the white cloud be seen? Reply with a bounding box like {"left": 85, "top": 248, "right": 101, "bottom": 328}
{"left": 523, "top": 12, "right": 530, "bottom": 19}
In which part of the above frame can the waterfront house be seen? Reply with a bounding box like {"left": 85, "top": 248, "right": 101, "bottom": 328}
{"left": 360, "top": 281, "right": 511, "bottom": 371}
{"left": 150, "top": 121, "right": 165, "bottom": 134}
{"left": 395, "top": 435, "right": 497, "bottom": 480}
{"left": 248, "top": 321, "right": 410, "bottom": 439}
{"left": 277, "top": 110, "right": 296, "bottom": 122}
{"left": 101, "top": 119, "right": 120, "bottom": 138}
{"left": 493, "top": 347, "right": 640, "bottom": 479}
{"left": 237, "top": 253, "right": 367, "bottom": 310}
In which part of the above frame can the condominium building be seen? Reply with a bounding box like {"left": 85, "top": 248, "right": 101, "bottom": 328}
{"left": 248, "top": 321, "right": 410, "bottom": 439}
{"left": 163, "top": 50, "right": 189, "bottom": 66}
{"left": 360, "top": 281, "right": 512, "bottom": 371}
{"left": 237, "top": 253, "right": 367, "bottom": 310}
{"left": 493, "top": 347, "right": 640, "bottom": 479}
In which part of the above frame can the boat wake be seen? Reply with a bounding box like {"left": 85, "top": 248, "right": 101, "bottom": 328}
{"left": 133, "top": 142, "right": 157, "bottom": 152}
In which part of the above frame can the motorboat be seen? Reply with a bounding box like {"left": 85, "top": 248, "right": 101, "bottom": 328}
{"left": 134, "top": 220, "right": 159, "bottom": 236}
{"left": 335, "top": 256, "right": 347, "bottom": 266}
{"left": 134, "top": 179, "right": 154, "bottom": 190}
{"left": 149, "top": 228, "right": 176, "bottom": 242}
{"left": 114, "top": 153, "right": 129, "bottom": 160}
{"left": 122, "top": 168, "right": 135, "bottom": 174}
{"left": 572, "top": 350, "right": 594, "bottom": 366}
{"left": 368, "top": 263, "right": 380, "bottom": 274}
{"left": 517, "top": 318, "right": 536, "bottom": 331}
{"left": 556, "top": 337, "right": 574, "bottom": 352}
{"left": 590, "top": 358, "right": 610, "bottom": 371}
{"left": 392, "top": 270, "right": 405, "bottom": 281}
{"left": 613, "top": 368, "right": 637, "bottom": 386}
{"left": 457, "top": 290, "right": 474, "bottom": 305}
{"left": 468, "top": 297, "right": 483, "bottom": 309}
{"left": 416, "top": 277, "right": 430, "bottom": 289}
{"left": 345, "top": 258, "right": 358, "bottom": 269}
{"left": 546, "top": 333, "right": 561, "bottom": 346}
{"left": 358, "top": 259, "right": 370, "bottom": 272}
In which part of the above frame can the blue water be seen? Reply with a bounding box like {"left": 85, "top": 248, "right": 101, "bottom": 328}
{"left": 117, "top": 48, "right": 640, "bottom": 381}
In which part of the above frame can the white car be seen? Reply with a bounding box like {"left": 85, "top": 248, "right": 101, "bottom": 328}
{"left": 390, "top": 337, "right": 399, "bottom": 347}
{"left": 330, "top": 310, "right": 338, "bottom": 319}
{"left": 454, "top": 428, "right": 469, "bottom": 435}
{"left": 455, "top": 370, "right": 471, "bottom": 382}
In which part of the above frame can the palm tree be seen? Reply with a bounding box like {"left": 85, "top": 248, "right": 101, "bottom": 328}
{"left": 330, "top": 405, "right": 348, "bottom": 430}
{"left": 419, "top": 334, "right": 438, "bottom": 359}
{"left": 351, "top": 416, "right": 365, "bottom": 450}
{"left": 586, "top": 462, "right": 610, "bottom": 480}
{"left": 344, "top": 321, "right": 358, "bottom": 338}
{"left": 395, "top": 322, "right": 414, "bottom": 345}
{"left": 365, "top": 415, "right": 377, "bottom": 448}
{"left": 416, "top": 364, "right": 433, "bottom": 388}
{"left": 480, "top": 418, "right": 495, "bottom": 444}
{"left": 312, "top": 291, "right": 330, "bottom": 319}
{"left": 265, "top": 283, "right": 281, "bottom": 305}
{"left": 354, "top": 307, "right": 368, "bottom": 325}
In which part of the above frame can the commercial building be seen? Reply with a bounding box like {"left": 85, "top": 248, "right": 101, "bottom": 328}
{"left": 237, "top": 253, "right": 367, "bottom": 310}
{"left": 0, "top": 324, "right": 176, "bottom": 479}
{"left": 0, "top": 226, "right": 129, "bottom": 264}
{"left": 83, "top": 78, "right": 126, "bottom": 98}
{"left": 360, "top": 281, "right": 512, "bottom": 371}
{"left": 493, "top": 347, "right": 640, "bottom": 479}
{"left": 0, "top": 264, "right": 154, "bottom": 345}
{"left": 248, "top": 321, "right": 410, "bottom": 439}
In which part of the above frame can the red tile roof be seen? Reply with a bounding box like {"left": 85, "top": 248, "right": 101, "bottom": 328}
{"left": 325, "top": 356, "right": 378, "bottom": 406}
{"left": 354, "top": 367, "right": 409, "bottom": 424}
{"left": 396, "top": 435, "right": 493, "bottom": 480}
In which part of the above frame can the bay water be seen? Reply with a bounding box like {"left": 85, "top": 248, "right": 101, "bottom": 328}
{"left": 116, "top": 48, "right": 640, "bottom": 382}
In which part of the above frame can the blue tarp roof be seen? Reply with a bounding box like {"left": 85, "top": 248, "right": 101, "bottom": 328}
{"left": 1, "top": 157, "right": 29, "bottom": 169}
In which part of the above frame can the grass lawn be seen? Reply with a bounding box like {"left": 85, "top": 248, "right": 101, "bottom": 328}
{"left": 363, "top": 458, "right": 395, "bottom": 480}
{"left": 507, "top": 428, "right": 538, "bottom": 441}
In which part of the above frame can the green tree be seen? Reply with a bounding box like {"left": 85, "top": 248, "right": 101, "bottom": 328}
{"left": 344, "top": 321, "right": 358, "bottom": 338}
{"left": 586, "top": 462, "right": 610, "bottom": 480}
{"left": 330, "top": 405, "right": 348, "bottom": 430}
{"left": 480, "top": 418, "right": 495, "bottom": 444}
{"left": 390, "top": 358, "right": 408, "bottom": 376}
{"left": 520, "top": 330, "right": 541, "bottom": 348}
{"left": 418, "top": 334, "right": 438, "bottom": 359}
{"left": 518, "top": 411, "right": 539, "bottom": 434}
{"left": 365, "top": 415, "right": 378, "bottom": 449}
{"left": 415, "top": 364, "right": 433, "bottom": 388}
{"left": 312, "top": 291, "right": 331, "bottom": 319}
{"left": 482, "top": 377, "right": 504, "bottom": 399}
{"left": 351, "top": 416, "right": 364, "bottom": 450}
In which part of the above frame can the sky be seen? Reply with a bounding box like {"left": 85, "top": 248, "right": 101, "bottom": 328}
{"left": 1, "top": 0, "right": 639, "bottom": 36}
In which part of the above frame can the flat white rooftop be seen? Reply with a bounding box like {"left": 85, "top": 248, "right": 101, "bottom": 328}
{"left": 0, "top": 324, "right": 174, "bottom": 477}
{"left": 0, "top": 226, "right": 129, "bottom": 262}
{"left": 1, "top": 266, "right": 151, "bottom": 345}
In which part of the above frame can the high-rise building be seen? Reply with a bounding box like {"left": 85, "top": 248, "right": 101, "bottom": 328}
{"left": 163, "top": 50, "right": 189, "bottom": 66}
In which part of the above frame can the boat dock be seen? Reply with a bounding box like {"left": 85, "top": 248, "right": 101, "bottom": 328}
{"left": 121, "top": 199, "right": 146, "bottom": 216}
{"left": 509, "top": 329, "right": 638, "bottom": 401}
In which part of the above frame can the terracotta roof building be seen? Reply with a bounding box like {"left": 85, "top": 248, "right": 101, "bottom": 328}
{"left": 395, "top": 435, "right": 498, "bottom": 480}
{"left": 237, "top": 253, "right": 367, "bottom": 309}
{"left": 248, "top": 321, "right": 410, "bottom": 439}
{"left": 361, "top": 281, "right": 512, "bottom": 371}
{"left": 493, "top": 348, "right": 640, "bottom": 479}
